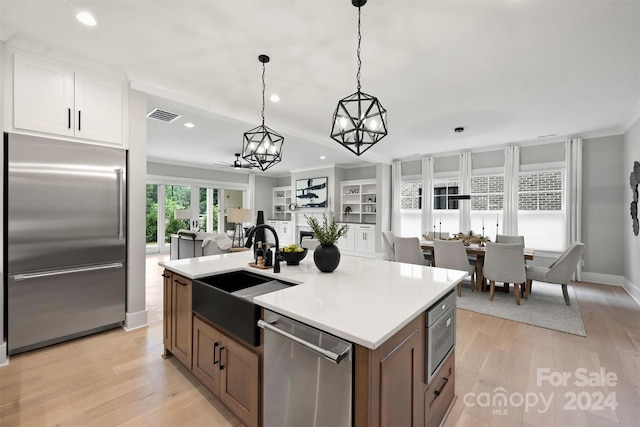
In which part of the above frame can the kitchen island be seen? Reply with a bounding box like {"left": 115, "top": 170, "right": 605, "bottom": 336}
{"left": 160, "top": 250, "right": 466, "bottom": 427}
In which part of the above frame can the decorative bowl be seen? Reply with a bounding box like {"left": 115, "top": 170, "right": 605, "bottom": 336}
{"left": 280, "top": 248, "right": 308, "bottom": 265}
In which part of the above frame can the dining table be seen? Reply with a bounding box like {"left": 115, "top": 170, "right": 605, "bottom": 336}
{"left": 420, "top": 240, "right": 535, "bottom": 292}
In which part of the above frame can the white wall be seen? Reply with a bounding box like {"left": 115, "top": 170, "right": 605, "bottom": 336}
{"left": 582, "top": 136, "right": 625, "bottom": 278}
{"left": 623, "top": 115, "right": 640, "bottom": 303}
{"left": 125, "top": 89, "right": 149, "bottom": 330}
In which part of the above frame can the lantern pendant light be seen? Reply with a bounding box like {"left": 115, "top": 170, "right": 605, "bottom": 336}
{"left": 242, "top": 54, "right": 284, "bottom": 171}
{"left": 330, "top": 0, "right": 387, "bottom": 156}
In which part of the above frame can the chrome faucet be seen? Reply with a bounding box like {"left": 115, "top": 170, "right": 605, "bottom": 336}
{"left": 245, "top": 224, "right": 282, "bottom": 273}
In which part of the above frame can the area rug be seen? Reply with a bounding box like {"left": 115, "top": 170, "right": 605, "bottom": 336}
{"left": 456, "top": 281, "right": 586, "bottom": 336}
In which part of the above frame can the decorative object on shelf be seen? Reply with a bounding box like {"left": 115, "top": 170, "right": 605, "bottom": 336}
{"left": 330, "top": 0, "right": 387, "bottom": 156}
{"left": 289, "top": 202, "right": 297, "bottom": 211}
{"left": 306, "top": 214, "right": 349, "bottom": 273}
{"left": 630, "top": 160, "right": 639, "bottom": 236}
{"left": 296, "top": 177, "right": 328, "bottom": 208}
{"left": 344, "top": 206, "right": 352, "bottom": 215}
{"left": 280, "top": 244, "right": 309, "bottom": 265}
{"left": 228, "top": 208, "right": 252, "bottom": 248}
{"left": 242, "top": 55, "right": 284, "bottom": 171}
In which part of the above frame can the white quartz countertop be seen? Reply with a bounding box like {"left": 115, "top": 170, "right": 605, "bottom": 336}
{"left": 160, "top": 251, "right": 466, "bottom": 350}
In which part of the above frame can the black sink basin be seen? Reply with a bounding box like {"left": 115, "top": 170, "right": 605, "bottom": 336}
{"left": 192, "top": 270, "right": 294, "bottom": 347}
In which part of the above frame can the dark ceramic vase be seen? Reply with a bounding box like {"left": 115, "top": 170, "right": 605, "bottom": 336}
{"left": 313, "top": 243, "right": 341, "bottom": 273}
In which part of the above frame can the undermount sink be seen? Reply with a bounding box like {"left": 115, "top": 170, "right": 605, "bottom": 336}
{"left": 192, "top": 270, "right": 295, "bottom": 347}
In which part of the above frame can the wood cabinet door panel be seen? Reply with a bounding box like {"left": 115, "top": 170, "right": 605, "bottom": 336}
{"left": 192, "top": 317, "right": 222, "bottom": 396}
{"left": 219, "top": 336, "right": 259, "bottom": 427}
{"left": 171, "top": 275, "right": 192, "bottom": 369}
{"left": 424, "top": 351, "right": 455, "bottom": 427}
{"left": 162, "top": 271, "right": 172, "bottom": 352}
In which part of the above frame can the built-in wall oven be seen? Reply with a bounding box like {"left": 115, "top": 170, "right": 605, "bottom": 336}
{"left": 425, "top": 290, "right": 456, "bottom": 384}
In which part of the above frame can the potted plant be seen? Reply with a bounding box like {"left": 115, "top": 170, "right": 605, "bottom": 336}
{"left": 306, "top": 214, "right": 349, "bottom": 272}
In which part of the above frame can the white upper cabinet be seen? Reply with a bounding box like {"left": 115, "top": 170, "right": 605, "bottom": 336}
{"left": 13, "top": 54, "right": 124, "bottom": 146}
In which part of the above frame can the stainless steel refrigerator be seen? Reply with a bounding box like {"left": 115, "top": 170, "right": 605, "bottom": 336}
{"left": 4, "top": 133, "right": 127, "bottom": 355}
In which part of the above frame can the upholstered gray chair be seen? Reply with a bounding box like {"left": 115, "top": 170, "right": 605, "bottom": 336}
{"left": 393, "top": 236, "right": 427, "bottom": 266}
{"left": 433, "top": 239, "right": 476, "bottom": 297}
{"left": 496, "top": 234, "right": 525, "bottom": 244}
{"left": 483, "top": 242, "right": 526, "bottom": 305}
{"left": 525, "top": 242, "right": 585, "bottom": 306}
{"left": 382, "top": 231, "right": 395, "bottom": 261}
{"left": 426, "top": 231, "right": 450, "bottom": 240}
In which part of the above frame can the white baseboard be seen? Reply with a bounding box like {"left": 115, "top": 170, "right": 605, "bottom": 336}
{"left": 0, "top": 342, "right": 7, "bottom": 367}
{"left": 580, "top": 272, "right": 623, "bottom": 286}
{"left": 623, "top": 279, "right": 640, "bottom": 307}
{"left": 123, "top": 309, "right": 149, "bottom": 331}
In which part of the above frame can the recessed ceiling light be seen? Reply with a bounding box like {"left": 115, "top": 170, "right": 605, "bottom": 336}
{"left": 270, "top": 94, "right": 280, "bottom": 102}
{"left": 320, "top": 156, "right": 326, "bottom": 160}
{"left": 184, "top": 122, "right": 195, "bottom": 128}
{"left": 76, "top": 11, "right": 97, "bottom": 26}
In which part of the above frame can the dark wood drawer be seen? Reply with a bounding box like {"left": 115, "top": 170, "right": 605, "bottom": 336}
{"left": 424, "top": 350, "right": 455, "bottom": 427}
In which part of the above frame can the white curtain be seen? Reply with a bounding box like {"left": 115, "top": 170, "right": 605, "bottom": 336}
{"left": 566, "top": 137, "right": 583, "bottom": 280}
{"left": 459, "top": 152, "right": 472, "bottom": 233}
{"left": 421, "top": 157, "right": 434, "bottom": 236}
{"left": 391, "top": 160, "right": 402, "bottom": 234}
{"left": 503, "top": 145, "right": 520, "bottom": 235}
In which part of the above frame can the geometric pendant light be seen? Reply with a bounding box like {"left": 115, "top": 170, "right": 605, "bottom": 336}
{"left": 242, "top": 54, "right": 284, "bottom": 171}
{"left": 330, "top": 0, "right": 387, "bottom": 156}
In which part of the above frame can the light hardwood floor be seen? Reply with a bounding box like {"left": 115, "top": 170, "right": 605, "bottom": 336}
{"left": 1, "top": 254, "right": 639, "bottom": 426}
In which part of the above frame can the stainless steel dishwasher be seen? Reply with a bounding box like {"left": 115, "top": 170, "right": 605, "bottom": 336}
{"left": 258, "top": 310, "right": 353, "bottom": 427}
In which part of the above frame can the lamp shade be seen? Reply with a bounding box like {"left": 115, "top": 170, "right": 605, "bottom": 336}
{"left": 174, "top": 209, "right": 192, "bottom": 220}
{"left": 228, "top": 208, "right": 252, "bottom": 223}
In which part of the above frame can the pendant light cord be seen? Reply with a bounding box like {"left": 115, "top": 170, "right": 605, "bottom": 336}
{"left": 357, "top": 6, "right": 362, "bottom": 92}
{"left": 261, "top": 61, "right": 266, "bottom": 126}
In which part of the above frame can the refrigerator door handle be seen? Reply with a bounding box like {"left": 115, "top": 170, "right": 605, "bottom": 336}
{"left": 13, "top": 262, "right": 124, "bottom": 281}
{"left": 116, "top": 168, "right": 125, "bottom": 240}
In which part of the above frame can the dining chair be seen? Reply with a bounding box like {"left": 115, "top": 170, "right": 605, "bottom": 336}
{"left": 426, "top": 231, "right": 450, "bottom": 240}
{"left": 393, "top": 236, "right": 427, "bottom": 266}
{"left": 496, "top": 234, "right": 525, "bottom": 244}
{"left": 382, "top": 231, "right": 395, "bottom": 261}
{"left": 483, "top": 242, "right": 526, "bottom": 305}
{"left": 495, "top": 234, "right": 526, "bottom": 291}
{"left": 525, "top": 242, "right": 585, "bottom": 305}
{"left": 433, "top": 239, "right": 476, "bottom": 297}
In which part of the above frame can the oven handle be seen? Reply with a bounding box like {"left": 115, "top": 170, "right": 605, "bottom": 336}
{"left": 258, "top": 319, "right": 351, "bottom": 365}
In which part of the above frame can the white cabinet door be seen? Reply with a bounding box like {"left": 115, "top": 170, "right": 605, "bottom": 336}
{"left": 336, "top": 225, "right": 355, "bottom": 252}
{"left": 276, "top": 221, "right": 293, "bottom": 246}
{"left": 355, "top": 225, "right": 376, "bottom": 255}
{"left": 74, "top": 72, "right": 123, "bottom": 144}
{"left": 14, "top": 55, "right": 75, "bottom": 137}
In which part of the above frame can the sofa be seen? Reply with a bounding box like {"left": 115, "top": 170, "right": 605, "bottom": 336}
{"left": 170, "top": 230, "right": 233, "bottom": 260}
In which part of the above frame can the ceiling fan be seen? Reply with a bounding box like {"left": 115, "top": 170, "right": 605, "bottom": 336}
{"left": 215, "top": 153, "right": 255, "bottom": 170}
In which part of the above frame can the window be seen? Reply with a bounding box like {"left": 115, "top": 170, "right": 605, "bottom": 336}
{"left": 518, "top": 171, "right": 563, "bottom": 211}
{"left": 401, "top": 181, "right": 421, "bottom": 209}
{"left": 434, "top": 178, "right": 460, "bottom": 210}
{"left": 146, "top": 184, "right": 158, "bottom": 247}
{"left": 517, "top": 170, "right": 565, "bottom": 251}
{"left": 471, "top": 175, "right": 504, "bottom": 211}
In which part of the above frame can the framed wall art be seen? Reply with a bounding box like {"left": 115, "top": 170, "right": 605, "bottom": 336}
{"left": 296, "top": 177, "right": 328, "bottom": 208}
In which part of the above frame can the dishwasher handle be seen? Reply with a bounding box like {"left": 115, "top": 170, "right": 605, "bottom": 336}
{"left": 258, "top": 319, "right": 351, "bottom": 365}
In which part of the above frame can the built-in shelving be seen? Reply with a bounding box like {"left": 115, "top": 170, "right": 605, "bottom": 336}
{"left": 340, "top": 179, "right": 377, "bottom": 224}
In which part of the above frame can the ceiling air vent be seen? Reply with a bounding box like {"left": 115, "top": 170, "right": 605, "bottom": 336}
{"left": 147, "top": 108, "right": 182, "bottom": 123}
